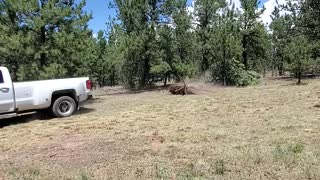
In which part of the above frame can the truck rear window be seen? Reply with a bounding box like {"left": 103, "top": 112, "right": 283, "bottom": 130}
{"left": 0, "top": 70, "right": 3, "bottom": 83}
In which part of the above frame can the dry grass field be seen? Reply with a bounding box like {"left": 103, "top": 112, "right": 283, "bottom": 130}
{"left": 1, "top": 78, "right": 320, "bottom": 179}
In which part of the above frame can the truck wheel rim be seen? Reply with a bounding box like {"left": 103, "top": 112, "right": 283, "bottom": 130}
{"left": 58, "top": 100, "right": 73, "bottom": 114}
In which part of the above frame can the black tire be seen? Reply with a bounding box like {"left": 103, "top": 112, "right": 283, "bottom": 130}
{"left": 51, "top": 96, "right": 76, "bottom": 118}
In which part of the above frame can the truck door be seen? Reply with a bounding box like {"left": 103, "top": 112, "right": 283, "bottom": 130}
{"left": 0, "top": 69, "right": 15, "bottom": 114}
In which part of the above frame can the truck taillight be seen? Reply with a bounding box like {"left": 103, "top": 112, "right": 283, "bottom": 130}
{"left": 86, "top": 80, "right": 92, "bottom": 90}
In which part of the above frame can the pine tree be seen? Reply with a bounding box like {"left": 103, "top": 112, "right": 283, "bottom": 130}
{"left": 0, "top": 0, "right": 34, "bottom": 80}
{"left": 194, "top": 0, "right": 226, "bottom": 72}
{"left": 113, "top": 0, "right": 195, "bottom": 88}
{"left": 270, "top": 6, "right": 290, "bottom": 76}
{"left": 299, "top": 0, "right": 320, "bottom": 72}
{"left": 284, "top": 35, "right": 312, "bottom": 84}
{"left": 240, "top": 0, "right": 266, "bottom": 70}
{"left": 29, "top": 0, "right": 93, "bottom": 78}
{"left": 210, "top": 4, "right": 241, "bottom": 85}
{"left": 114, "top": 0, "right": 151, "bottom": 88}
{"left": 279, "top": 0, "right": 319, "bottom": 77}
{"left": 152, "top": 25, "right": 175, "bottom": 86}
{"left": 105, "top": 24, "right": 126, "bottom": 86}
{"left": 151, "top": 0, "right": 195, "bottom": 86}
{"left": 171, "top": 0, "right": 195, "bottom": 82}
{"left": 0, "top": 0, "right": 95, "bottom": 81}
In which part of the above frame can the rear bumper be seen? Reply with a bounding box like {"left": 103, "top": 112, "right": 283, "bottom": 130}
{"left": 78, "top": 93, "right": 94, "bottom": 106}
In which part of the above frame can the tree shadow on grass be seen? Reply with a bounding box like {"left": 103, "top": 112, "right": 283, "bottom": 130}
{"left": 0, "top": 107, "right": 96, "bottom": 128}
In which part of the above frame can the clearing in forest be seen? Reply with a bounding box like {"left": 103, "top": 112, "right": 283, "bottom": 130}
{"left": 0, "top": 78, "right": 320, "bottom": 179}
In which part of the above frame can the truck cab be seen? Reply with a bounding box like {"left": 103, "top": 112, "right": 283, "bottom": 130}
{"left": 0, "top": 66, "right": 92, "bottom": 119}
{"left": 0, "top": 67, "right": 15, "bottom": 115}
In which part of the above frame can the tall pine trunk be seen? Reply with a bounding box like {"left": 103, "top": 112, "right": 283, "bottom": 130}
{"left": 297, "top": 63, "right": 302, "bottom": 85}
{"left": 141, "top": 57, "right": 150, "bottom": 88}
{"left": 40, "top": 26, "right": 47, "bottom": 66}
{"left": 242, "top": 35, "right": 248, "bottom": 69}
{"left": 278, "top": 57, "right": 285, "bottom": 76}
{"left": 164, "top": 75, "right": 167, "bottom": 87}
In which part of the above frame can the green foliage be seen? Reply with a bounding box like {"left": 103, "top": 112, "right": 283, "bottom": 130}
{"left": 114, "top": 0, "right": 195, "bottom": 88}
{"left": 155, "top": 162, "right": 169, "bottom": 179}
{"left": 150, "top": 61, "right": 171, "bottom": 75}
{"left": 226, "top": 60, "right": 260, "bottom": 86}
{"left": 80, "top": 172, "right": 91, "bottom": 180}
{"left": 273, "top": 143, "right": 304, "bottom": 161}
{"left": 300, "top": 0, "right": 320, "bottom": 58}
{"left": 121, "top": 33, "right": 145, "bottom": 88}
{"left": 270, "top": 6, "right": 292, "bottom": 75}
{"left": 211, "top": 59, "right": 260, "bottom": 86}
{"left": 17, "top": 63, "right": 40, "bottom": 81}
{"left": 0, "top": 0, "right": 94, "bottom": 81}
{"left": 194, "top": 0, "right": 227, "bottom": 71}
{"left": 170, "top": 1, "right": 196, "bottom": 80}
{"left": 1, "top": 0, "right": 320, "bottom": 89}
{"left": 39, "top": 63, "right": 67, "bottom": 80}
{"left": 271, "top": 0, "right": 320, "bottom": 79}
{"left": 240, "top": 0, "right": 267, "bottom": 70}
{"left": 288, "top": 143, "right": 305, "bottom": 154}
{"left": 205, "top": 3, "right": 260, "bottom": 86}
{"left": 214, "top": 160, "right": 226, "bottom": 175}
{"left": 284, "top": 35, "right": 312, "bottom": 84}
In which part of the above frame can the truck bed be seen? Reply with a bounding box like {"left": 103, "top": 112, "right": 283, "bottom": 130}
{"left": 14, "top": 78, "right": 90, "bottom": 112}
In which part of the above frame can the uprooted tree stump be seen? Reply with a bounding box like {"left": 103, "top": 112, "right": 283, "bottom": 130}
{"left": 167, "top": 73, "right": 195, "bottom": 95}
{"left": 169, "top": 84, "right": 195, "bottom": 95}
{"left": 169, "top": 84, "right": 187, "bottom": 95}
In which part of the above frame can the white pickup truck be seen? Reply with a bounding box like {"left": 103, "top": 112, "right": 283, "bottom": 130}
{"left": 0, "top": 66, "right": 92, "bottom": 119}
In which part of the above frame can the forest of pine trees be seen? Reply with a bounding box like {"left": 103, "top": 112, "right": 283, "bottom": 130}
{"left": 1, "top": 0, "right": 320, "bottom": 88}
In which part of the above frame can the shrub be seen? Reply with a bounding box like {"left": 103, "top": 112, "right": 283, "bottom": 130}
{"left": 211, "top": 59, "right": 261, "bottom": 86}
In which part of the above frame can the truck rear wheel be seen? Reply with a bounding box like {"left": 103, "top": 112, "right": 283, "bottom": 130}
{"left": 52, "top": 96, "right": 76, "bottom": 118}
